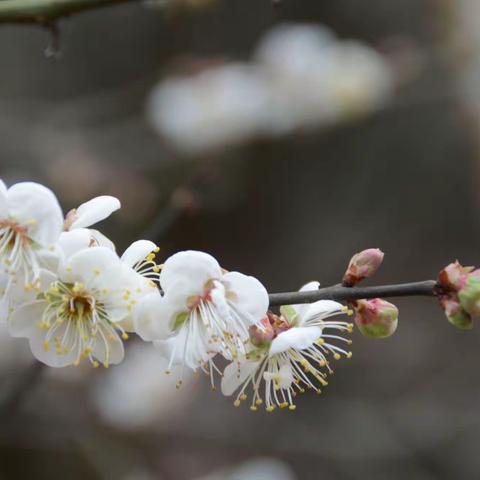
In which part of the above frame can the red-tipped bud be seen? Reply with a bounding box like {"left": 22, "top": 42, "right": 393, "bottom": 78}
{"left": 439, "top": 296, "right": 473, "bottom": 330}
{"left": 354, "top": 298, "right": 398, "bottom": 338}
{"left": 458, "top": 270, "right": 480, "bottom": 318}
{"left": 343, "top": 248, "right": 384, "bottom": 287}
{"left": 249, "top": 315, "right": 275, "bottom": 347}
{"left": 438, "top": 261, "right": 474, "bottom": 292}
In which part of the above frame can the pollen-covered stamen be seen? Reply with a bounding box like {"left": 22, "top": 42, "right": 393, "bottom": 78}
{"left": 230, "top": 313, "right": 353, "bottom": 411}
{"left": 133, "top": 247, "right": 162, "bottom": 283}
{"left": 0, "top": 219, "right": 40, "bottom": 281}
{"left": 39, "top": 281, "right": 125, "bottom": 368}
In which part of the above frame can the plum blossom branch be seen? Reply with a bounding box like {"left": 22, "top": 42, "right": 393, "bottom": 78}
{"left": 268, "top": 280, "right": 439, "bottom": 307}
{"left": 0, "top": 0, "right": 139, "bottom": 24}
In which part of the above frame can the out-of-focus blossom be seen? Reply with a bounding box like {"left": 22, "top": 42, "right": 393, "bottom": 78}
{"left": 148, "top": 64, "right": 273, "bottom": 154}
{"left": 194, "top": 457, "right": 297, "bottom": 480}
{"left": 222, "top": 282, "right": 352, "bottom": 411}
{"left": 91, "top": 341, "right": 195, "bottom": 431}
{"left": 148, "top": 23, "right": 394, "bottom": 154}
{"left": 135, "top": 250, "right": 268, "bottom": 386}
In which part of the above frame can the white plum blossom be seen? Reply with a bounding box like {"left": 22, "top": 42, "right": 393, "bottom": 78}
{"left": 0, "top": 180, "right": 63, "bottom": 285}
{"left": 8, "top": 246, "right": 149, "bottom": 368}
{"left": 135, "top": 250, "right": 269, "bottom": 385}
{"left": 221, "top": 282, "right": 353, "bottom": 411}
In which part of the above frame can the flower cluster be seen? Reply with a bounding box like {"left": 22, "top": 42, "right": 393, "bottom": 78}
{"left": 0, "top": 179, "right": 354, "bottom": 411}
{"left": 148, "top": 23, "right": 394, "bottom": 154}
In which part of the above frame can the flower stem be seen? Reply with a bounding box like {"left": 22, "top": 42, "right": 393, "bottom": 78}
{"left": 268, "top": 280, "right": 438, "bottom": 306}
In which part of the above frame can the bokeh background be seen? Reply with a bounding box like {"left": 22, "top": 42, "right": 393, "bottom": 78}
{"left": 0, "top": 0, "right": 479, "bottom": 478}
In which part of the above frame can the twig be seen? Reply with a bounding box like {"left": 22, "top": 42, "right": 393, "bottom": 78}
{"left": 268, "top": 280, "right": 438, "bottom": 306}
{"left": 0, "top": 0, "right": 140, "bottom": 24}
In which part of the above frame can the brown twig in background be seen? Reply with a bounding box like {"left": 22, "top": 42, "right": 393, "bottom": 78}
{"left": 0, "top": 0, "right": 140, "bottom": 24}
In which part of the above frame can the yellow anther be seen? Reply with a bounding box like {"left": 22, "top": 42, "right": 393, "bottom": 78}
{"left": 92, "top": 361, "right": 100, "bottom": 368}
{"left": 334, "top": 353, "right": 341, "bottom": 360}
{"left": 317, "top": 338, "right": 325, "bottom": 345}
{"left": 233, "top": 400, "right": 241, "bottom": 407}
{"left": 265, "top": 405, "right": 276, "bottom": 412}
{"left": 280, "top": 402, "right": 289, "bottom": 409}
{"left": 43, "top": 340, "right": 50, "bottom": 352}
{"left": 255, "top": 399, "right": 263, "bottom": 406}
{"left": 153, "top": 246, "right": 160, "bottom": 253}
{"left": 153, "top": 266, "right": 161, "bottom": 273}
{"left": 289, "top": 405, "right": 297, "bottom": 411}
{"left": 103, "top": 362, "right": 110, "bottom": 369}
{"left": 146, "top": 253, "right": 155, "bottom": 262}
{"left": 319, "top": 360, "right": 326, "bottom": 367}
{"left": 346, "top": 351, "right": 353, "bottom": 359}
{"left": 240, "top": 394, "right": 247, "bottom": 401}
{"left": 250, "top": 406, "right": 258, "bottom": 412}
{"left": 73, "top": 359, "right": 80, "bottom": 367}
{"left": 122, "top": 333, "right": 129, "bottom": 340}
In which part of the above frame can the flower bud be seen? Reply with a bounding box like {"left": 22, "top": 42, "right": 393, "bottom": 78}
{"left": 458, "top": 270, "right": 480, "bottom": 317}
{"left": 354, "top": 298, "right": 398, "bottom": 338}
{"left": 249, "top": 315, "right": 275, "bottom": 347}
{"left": 439, "top": 296, "right": 473, "bottom": 330}
{"left": 438, "top": 261, "right": 474, "bottom": 292}
{"left": 343, "top": 248, "right": 384, "bottom": 287}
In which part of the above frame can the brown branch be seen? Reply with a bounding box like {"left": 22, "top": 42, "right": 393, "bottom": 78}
{"left": 268, "top": 280, "right": 438, "bottom": 307}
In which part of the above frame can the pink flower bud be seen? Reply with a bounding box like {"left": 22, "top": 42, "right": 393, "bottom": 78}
{"left": 438, "top": 261, "right": 474, "bottom": 292}
{"left": 343, "top": 248, "right": 384, "bottom": 287}
{"left": 439, "top": 296, "right": 473, "bottom": 330}
{"left": 354, "top": 298, "right": 398, "bottom": 338}
{"left": 458, "top": 270, "right": 480, "bottom": 317}
{"left": 249, "top": 315, "right": 275, "bottom": 347}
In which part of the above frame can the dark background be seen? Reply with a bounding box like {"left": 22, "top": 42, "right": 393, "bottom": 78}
{"left": 0, "top": 0, "right": 479, "bottom": 478}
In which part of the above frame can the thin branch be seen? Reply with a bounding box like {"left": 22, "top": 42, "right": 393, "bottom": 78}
{"left": 268, "top": 280, "right": 438, "bottom": 307}
{"left": 0, "top": 0, "right": 140, "bottom": 24}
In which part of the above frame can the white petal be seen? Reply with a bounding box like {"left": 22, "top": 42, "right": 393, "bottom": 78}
{"left": 269, "top": 326, "right": 322, "bottom": 357}
{"left": 29, "top": 326, "right": 78, "bottom": 367}
{"left": 121, "top": 240, "right": 157, "bottom": 267}
{"left": 134, "top": 292, "right": 174, "bottom": 341}
{"left": 69, "top": 195, "right": 121, "bottom": 229}
{"left": 282, "top": 281, "right": 320, "bottom": 323}
{"left": 9, "top": 300, "right": 46, "bottom": 338}
{"left": 60, "top": 247, "right": 120, "bottom": 284}
{"left": 160, "top": 250, "right": 222, "bottom": 293}
{"left": 0, "top": 178, "right": 8, "bottom": 218}
{"left": 302, "top": 299, "right": 345, "bottom": 325}
{"left": 221, "top": 358, "right": 260, "bottom": 396}
{"left": 222, "top": 271, "right": 269, "bottom": 324}
{"left": 89, "top": 229, "right": 116, "bottom": 251}
{"left": 58, "top": 229, "right": 92, "bottom": 258}
{"left": 7, "top": 182, "right": 63, "bottom": 246}
{"left": 92, "top": 328, "right": 125, "bottom": 365}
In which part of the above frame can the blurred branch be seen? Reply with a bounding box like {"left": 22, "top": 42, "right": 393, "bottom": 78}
{"left": 268, "top": 280, "right": 438, "bottom": 306}
{"left": 0, "top": 361, "right": 44, "bottom": 416}
{"left": 0, "top": 0, "right": 140, "bottom": 24}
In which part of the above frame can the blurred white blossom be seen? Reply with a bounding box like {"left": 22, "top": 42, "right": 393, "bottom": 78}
{"left": 148, "top": 23, "right": 394, "bottom": 154}
{"left": 195, "top": 457, "right": 297, "bottom": 480}
{"left": 91, "top": 340, "right": 196, "bottom": 430}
